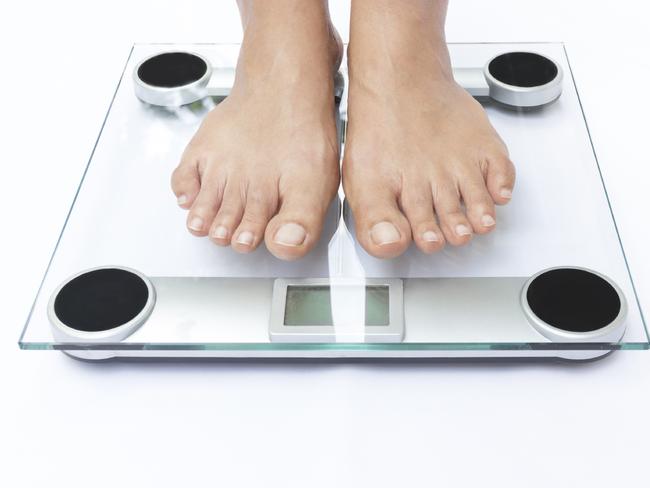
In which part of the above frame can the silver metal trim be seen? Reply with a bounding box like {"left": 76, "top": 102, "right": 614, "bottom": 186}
{"left": 47, "top": 265, "right": 156, "bottom": 343}
{"left": 520, "top": 266, "right": 627, "bottom": 343}
{"left": 133, "top": 51, "right": 213, "bottom": 107}
{"left": 483, "top": 51, "right": 564, "bottom": 108}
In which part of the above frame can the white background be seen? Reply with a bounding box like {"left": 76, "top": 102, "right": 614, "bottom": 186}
{"left": 1, "top": 1, "right": 649, "bottom": 486}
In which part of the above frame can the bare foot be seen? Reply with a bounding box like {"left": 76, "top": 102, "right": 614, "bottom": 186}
{"left": 343, "top": 1, "right": 516, "bottom": 258}
{"left": 171, "top": 0, "right": 343, "bottom": 260}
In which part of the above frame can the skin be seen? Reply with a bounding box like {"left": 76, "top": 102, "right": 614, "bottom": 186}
{"left": 172, "top": 0, "right": 343, "bottom": 261}
{"left": 172, "top": 0, "right": 516, "bottom": 260}
{"left": 344, "top": 0, "right": 516, "bottom": 258}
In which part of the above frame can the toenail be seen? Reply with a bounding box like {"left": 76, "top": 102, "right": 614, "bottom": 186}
{"left": 274, "top": 223, "right": 306, "bottom": 247}
{"left": 189, "top": 217, "right": 204, "bottom": 231}
{"left": 500, "top": 188, "right": 513, "bottom": 199}
{"left": 212, "top": 225, "right": 228, "bottom": 239}
{"left": 481, "top": 215, "right": 496, "bottom": 227}
{"left": 455, "top": 224, "right": 472, "bottom": 237}
{"left": 422, "top": 230, "right": 439, "bottom": 242}
{"left": 236, "top": 231, "right": 254, "bottom": 246}
{"left": 370, "top": 222, "right": 401, "bottom": 246}
{"left": 177, "top": 194, "right": 188, "bottom": 206}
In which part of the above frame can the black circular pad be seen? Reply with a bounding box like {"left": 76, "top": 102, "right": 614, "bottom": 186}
{"left": 137, "top": 52, "right": 208, "bottom": 88}
{"left": 54, "top": 268, "right": 150, "bottom": 332}
{"left": 526, "top": 268, "right": 621, "bottom": 333}
{"left": 488, "top": 52, "right": 558, "bottom": 88}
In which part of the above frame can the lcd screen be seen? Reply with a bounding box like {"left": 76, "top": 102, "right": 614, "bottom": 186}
{"left": 284, "top": 285, "right": 390, "bottom": 326}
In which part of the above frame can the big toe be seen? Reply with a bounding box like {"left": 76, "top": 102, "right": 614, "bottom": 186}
{"left": 346, "top": 180, "right": 411, "bottom": 259}
{"left": 265, "top": 176, "right": 337, "bottom": 261}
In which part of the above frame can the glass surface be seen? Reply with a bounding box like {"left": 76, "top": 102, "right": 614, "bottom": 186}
{"left": 18, "top": 42, "right": 648, "bottom": 353}
{"left": 284, "top": 285, "right": 389, "bottom": 326}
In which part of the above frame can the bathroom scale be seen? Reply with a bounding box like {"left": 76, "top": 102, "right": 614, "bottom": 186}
{"left": 18, "top": 42, "right": 648, "bottom": 361}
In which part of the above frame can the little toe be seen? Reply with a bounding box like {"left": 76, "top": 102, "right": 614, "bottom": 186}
{"left": 348, "top": 184, "right": 411, "bottom": 259}
{"left": 186, "top": 175, "right": 225, "bottom": 237}
{"left": 231, "top": 185, "right": 277, "bottom": 253}
{"left": 485, "top": 152, "right": 516, "bottom": 205}
{"left": 400, "top": 183, "right": 445, "bottom": 254}
{"left": 171, "top": 160, "right": 201, "bottom": 209}
{"left": 208, "top": 179, "right": 245, "bottom": 246}
{"left": 264, "top": 188, "right": 333, "bottom": 261}
{"left": 434, "top": 181, "right": 473, "bottom": 246}
{"left": 460, "top": 172, "right": 497, "bottom": 235}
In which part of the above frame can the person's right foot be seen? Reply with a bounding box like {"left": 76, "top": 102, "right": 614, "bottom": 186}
{"left": 171, "top": 0, "right": 343, "bottom": 261}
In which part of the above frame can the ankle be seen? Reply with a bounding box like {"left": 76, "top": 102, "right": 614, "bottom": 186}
{"left": 348, "top": 2, "right": 453, "bottom": 84}
{"left": 238, "top": 18, "right": 342, "bottom": 82}
{"left": 348, "top": 42, "right": 454, "bottom": 91}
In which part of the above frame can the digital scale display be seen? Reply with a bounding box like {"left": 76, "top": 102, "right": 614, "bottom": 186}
{"left": 270, "top": 278, "right": 404, "bottom": 342}
{"left": 283, "top": 285, "right": 390, "bottom": 326}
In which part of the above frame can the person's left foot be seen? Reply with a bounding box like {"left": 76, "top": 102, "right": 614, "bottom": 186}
{"left": 343, "top": 9, "right": 516, "bottom": 258}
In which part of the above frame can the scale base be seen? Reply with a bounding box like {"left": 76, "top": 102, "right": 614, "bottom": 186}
{"left": 59, "top": 348, "right": 615, "bottom": 362}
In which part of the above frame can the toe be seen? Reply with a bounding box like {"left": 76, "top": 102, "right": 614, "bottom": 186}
{"left": 460, "top": 170, "right": 496, "bottom": 235}
{"left": 171, "top": 159, "right": 201, "bottom": 209}
{"left": 264, "top": 182, "right": 334, "bottom": 261}
{"left": 346, "top": 180, "right": 411, "bottom": 259}
{"left": 185, "top": 171, "right": 225, "bottom": 237}
{"left": 399, "top": 181, "right": 445, "bottom": 254}
{"left": 208, "top": 178, "right": 245, "bottom": 245}
{"left": 485, "top": 152, "right": 516, "bottom": 205}
{"left": 231, "top": 184, "right": 278, "bottom": 253}
{"left": 433, "top": 178, "right": 473, "bottom": 246}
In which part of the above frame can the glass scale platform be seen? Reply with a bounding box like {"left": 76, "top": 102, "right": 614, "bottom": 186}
{"left": 18, "top": 42, "right": 648, "bottom": 360}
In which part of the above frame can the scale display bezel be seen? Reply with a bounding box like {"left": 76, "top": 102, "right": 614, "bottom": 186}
{"left": 269, "top": 278, "right": 404, "bottom": 343}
